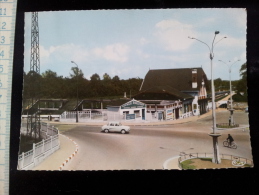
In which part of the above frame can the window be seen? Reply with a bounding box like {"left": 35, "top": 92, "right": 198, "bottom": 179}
{"left": 134, "top": 110, "right": 140, "bottom": 117}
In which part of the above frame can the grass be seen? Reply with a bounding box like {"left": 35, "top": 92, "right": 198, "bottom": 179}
{"left": 181, "top": 158, "right": 212, "bottom": 170}
{"left": 180, "top": 158, "right": 253, "bottom": 169}
{"left": 180, "top": 159, "right": 197, "bottom": 169}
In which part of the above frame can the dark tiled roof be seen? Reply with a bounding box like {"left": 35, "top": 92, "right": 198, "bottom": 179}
{"left": 106, "top": 99, "right": 132, "bottom": 107}
{"left": 134, "top": 85, "right": 193, "bottom": 100}
{"left": 140, "top": 67, "right": 208, "bottom": 91}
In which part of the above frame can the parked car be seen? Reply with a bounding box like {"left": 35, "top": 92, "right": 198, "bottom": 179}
{"left": 101, "top": 121, "right": 130, "bottom": 134}
{"left": 245, "top": 107, "right": 248, "bottom": 113}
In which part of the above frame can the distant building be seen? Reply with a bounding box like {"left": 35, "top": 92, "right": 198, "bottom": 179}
{"left": 134, "top": 67, "right": 209, "bottom": 119}
{"left": 106, "top": 99, "right": 146, "bottom": 121}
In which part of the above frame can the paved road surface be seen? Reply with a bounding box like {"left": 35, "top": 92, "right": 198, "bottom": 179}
{"left": 60, "top": 110, "right": 251, "bottom": 170}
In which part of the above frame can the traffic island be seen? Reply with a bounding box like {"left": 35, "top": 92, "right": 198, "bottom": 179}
{"left": 180, "top": 158, "right": 252, "bottom": 169}
{"left": 216, "top": 123, "right": 239, "bottom": 128}
{"left": 177, "top": 153, "right": 253, "bottom": 170}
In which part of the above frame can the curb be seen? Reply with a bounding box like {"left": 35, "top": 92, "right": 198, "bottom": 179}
{"left": 59, "top": 134, "right": 79, "bottom": 170}
{"left": 163, "top": 156, "right": 181, "bottom": 170}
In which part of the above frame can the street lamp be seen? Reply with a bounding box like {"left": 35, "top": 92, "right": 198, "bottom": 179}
{"left": 188, "top": 31, "right": 227, "bottom": 164}
{"left": 218, "top": 59, "right": 240, "bottom": 126}
{"left": 71, "top": 61, "right": 79, "bottom": 123}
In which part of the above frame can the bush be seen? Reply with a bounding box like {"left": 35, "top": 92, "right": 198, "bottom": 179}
{"left": 232, "top": 93, "right": 247, "bottom": 102}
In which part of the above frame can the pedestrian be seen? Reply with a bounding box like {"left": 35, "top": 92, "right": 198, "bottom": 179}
{"left": 227, "top": 134, "right": 234, "bottom": 147}
{"left": 229, "top": 116, "right": 231, "bottom": 126}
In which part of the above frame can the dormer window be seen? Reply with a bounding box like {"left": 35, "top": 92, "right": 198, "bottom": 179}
{"left": 192, "top": 69, "right": 197, "bottom": 88}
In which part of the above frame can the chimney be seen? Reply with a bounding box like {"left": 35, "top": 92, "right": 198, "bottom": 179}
{"left": 192, "top": 69, "right": 197, "bottom": 88}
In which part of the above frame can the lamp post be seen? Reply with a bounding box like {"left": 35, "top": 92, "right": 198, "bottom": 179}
{"left": 71, "top": 61, "right": 79, "bottom": 123}
{"left": 188, "top": 31, "right": 227, "bottom": 164}
{"left": 218, "top": 59, "right": 240, "bottom": 126}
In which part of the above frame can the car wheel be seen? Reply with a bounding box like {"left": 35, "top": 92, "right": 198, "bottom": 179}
{"left": 104, "top": 129, "right": 109, "bottom": 133}
{"left": 121, "top": 129, "right": 126, "bottom": 134}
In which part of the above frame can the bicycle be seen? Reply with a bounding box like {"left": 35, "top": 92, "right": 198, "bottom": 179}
{"left": 223, "top": 140, "right": 237, "bottom": 149}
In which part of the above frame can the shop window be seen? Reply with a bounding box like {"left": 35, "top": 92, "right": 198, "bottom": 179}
{"left": 134, "top": 110, "right": 140, "bottom": 117}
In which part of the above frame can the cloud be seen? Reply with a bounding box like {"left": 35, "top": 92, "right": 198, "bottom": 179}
{"left": 223, "top": 9, "right": 247, "bottom": 29}
{"left": 154, "top": 19, "right": 196, "bottom": 51}
{"left": 39, "top": 44, "right": 89, "bottom": 59}
{"left": 220, "top": 35, "right": 246, "bottom": 49}
{"left": 92, "top": 43, "right": 130, "bottom": 63}
{"left": 136, "top": 49, "right": 150, "bottom": 59}
{"left": 140, "top": 37, "right": 149, "bottom": 45}
{"left": 240, "top": 51, "right": 246, "bottom": 61}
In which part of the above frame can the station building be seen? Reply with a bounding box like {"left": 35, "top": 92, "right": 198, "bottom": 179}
{"left": 133, "top": 67, "right": 209, "bottom": 120}
{"left": 106, "top": 98, "right": 146, "bottom": 121}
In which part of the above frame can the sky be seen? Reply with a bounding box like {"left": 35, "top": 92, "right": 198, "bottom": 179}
{"left": 24, "top": 9, "right": 246, "bottom": 81}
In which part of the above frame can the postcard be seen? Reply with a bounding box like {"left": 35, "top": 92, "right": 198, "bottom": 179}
{"left": 17, "top": 8, "right": 251, "bottom": 171}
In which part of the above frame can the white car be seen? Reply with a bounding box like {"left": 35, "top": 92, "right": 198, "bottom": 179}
{"left": 101, "top": 121, "right": 130, "bottom": 134}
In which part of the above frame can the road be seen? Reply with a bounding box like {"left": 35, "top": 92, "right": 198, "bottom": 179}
{"left": 60, "top": 110, "right": 251, "bottom": 170}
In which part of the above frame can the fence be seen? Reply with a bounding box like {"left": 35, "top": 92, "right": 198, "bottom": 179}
{"left": 216, "top": 125, "right": 249, "bottom": 132}
{"left": 18, "top": 123, "right": 60, "bottom": 170}
{"left": 181, "top": 111, "right": 193, "bottom": 119}
{"left": 178, "top": 152, "right": 253, "bottom": 169}
{"left": 60, "top": 111, "right": 132, "bottom": 122}
{"left": 216, "top": 123, "right": 239, "bottom": 128}
{"left": 60, "top": 110, "right": 195, "bottom": 122}
{"left": 60, "top": 111, "right": 104, "bottom": 121}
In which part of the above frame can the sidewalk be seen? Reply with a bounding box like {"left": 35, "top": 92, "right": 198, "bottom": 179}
{"left": 32, "top": 134, "right": 76, "bottom": 170}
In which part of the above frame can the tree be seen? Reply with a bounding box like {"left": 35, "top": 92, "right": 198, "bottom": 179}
{"left": 90, "top": 73, "right": 101, "bottom": 81}
{"left": 240, "top": 62, "right": 247, "bottom": 80}
{"left": 70, "top": 67, "right": 84, "bottom": 78}
{"left": 236, "top": 62, "right": 247, "bottom": 94}
{"left": 42, "top": 69, "right": 58, "bottom": 78}
{"left": 24, "top": 70, "right": 42, "bottom": 98}
{"left": 89, "top": 73, "right": 101, "bottom": 97}
{"left": 103, "top": 73, "right": 111, "bottom": 81}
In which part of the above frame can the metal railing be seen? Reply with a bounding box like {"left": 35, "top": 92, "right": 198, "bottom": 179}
{"left": 178, "top": 152, "right": 253, "bottom": 169}
{"left": 216, "top": 123, "right": 239, "bottom": 128}
{"left": 18, "top": 123, "right": 60, "bottom": 170}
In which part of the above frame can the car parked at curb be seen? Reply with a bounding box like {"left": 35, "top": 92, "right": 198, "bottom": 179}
{"left": 101, "top": 121, "right": 130, "bottom": 134}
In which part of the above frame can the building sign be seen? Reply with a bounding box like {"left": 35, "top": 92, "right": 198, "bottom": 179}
{"left": 121, "top": 99, "right": 145, "bottom": 109}
{"left": 166, "top": 109, "right": 173, "bottom": 120}
{"left": 126, "top": 114, "right": 135, "bottom": 120}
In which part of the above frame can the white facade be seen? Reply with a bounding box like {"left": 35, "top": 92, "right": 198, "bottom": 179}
{"left": 107, "top": 99, "right": 146, "bottom": 121}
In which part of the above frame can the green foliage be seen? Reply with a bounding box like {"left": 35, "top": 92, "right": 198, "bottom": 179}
{"left": 180, "top": 159, "right": 196, "bottom": 169}
{"left": 70, "top": 67, "right": 84, "bottom": 78}
{"left": 207, "top": 78, "right": 231, "bottom": 93}
{"left": 232, "top": 93, "right": 247, "bottom": 102}
{"left": 240, "top": 62, "right": 247, "bottom": 80}
{"left": 23, "top": 69, "right": 143, "bottom": 100}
